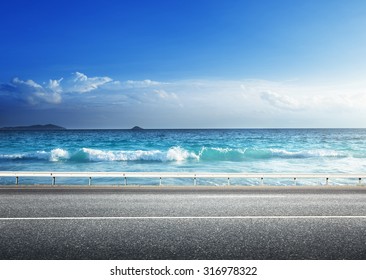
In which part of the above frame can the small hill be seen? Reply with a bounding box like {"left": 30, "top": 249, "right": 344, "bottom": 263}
{"left": 131, "top": 126, "right": 144, "bottom": 130}
{"left": 0, "top": 124, "right": 67, "bottom": 131}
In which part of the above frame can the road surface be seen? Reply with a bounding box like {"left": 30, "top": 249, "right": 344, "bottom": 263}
{"left": 1, "top": 185, "right": 366, "bottom": 259}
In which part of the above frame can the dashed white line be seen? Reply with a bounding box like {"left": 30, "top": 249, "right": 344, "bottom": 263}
{"left": 196, "top": 195, "right": 286, "bottom": 198}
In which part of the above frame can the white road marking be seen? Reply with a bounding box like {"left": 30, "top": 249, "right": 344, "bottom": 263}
{"left": 1, "top": 215, "right": 366, "bottom": 221}
{"left": 196, "top": 195, "right": 286, "bottom": 198}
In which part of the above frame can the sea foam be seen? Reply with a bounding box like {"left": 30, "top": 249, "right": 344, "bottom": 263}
{"left": 0, "top": 148, "right": 69, "bottom": 162}
{"left": 71, "top": 146, "right": 199, "bottom": 162}
{"left": 0, "top": 146, "right": 355, "bottom": 162}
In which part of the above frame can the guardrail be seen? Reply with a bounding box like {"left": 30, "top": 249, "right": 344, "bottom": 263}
{"left": 0, "top": 171, "right": 365, "bottom": 186}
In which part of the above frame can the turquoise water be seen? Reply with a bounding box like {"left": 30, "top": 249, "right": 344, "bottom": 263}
{"left": 1, "top": 129, "right": 366, "bottom": 185}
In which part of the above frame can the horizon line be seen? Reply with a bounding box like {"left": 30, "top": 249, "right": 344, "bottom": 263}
{"left": 2, "top": 125, "right": 366, "bottom": 130}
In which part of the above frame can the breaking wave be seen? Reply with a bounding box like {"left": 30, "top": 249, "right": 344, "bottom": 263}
{"left": 70, "top": 147, "right": 199, "bottom": 162}
{"left": 198, "top": 147, "right": 349, "bottom": 160}
{"left": 0, "top": 146, "right": 199, "bottom": 162}
{"left": 0, "top": 146, "right": 359, "bottom": 163}
{"left": 0, "top": 148, "right": 70, "bottom": 162}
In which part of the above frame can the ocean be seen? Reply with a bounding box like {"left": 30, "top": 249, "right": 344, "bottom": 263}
{"left": 1, "top": 129, "right": 366, "bottom": 186}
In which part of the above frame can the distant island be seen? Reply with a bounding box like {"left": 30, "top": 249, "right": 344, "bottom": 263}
{"left": 0, "top": 124, "right": 67, "bottom": 131}
{"left": 131, "top": 126, "right": 143, "bottom": 130}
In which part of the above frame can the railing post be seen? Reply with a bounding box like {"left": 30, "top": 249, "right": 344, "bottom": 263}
{"left": 3, "top": 172, "right": 366, "bottom": 187}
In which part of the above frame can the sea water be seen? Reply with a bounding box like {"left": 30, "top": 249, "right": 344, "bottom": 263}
{"left": 1, "top": 129, "right": 366, "bottom": 185}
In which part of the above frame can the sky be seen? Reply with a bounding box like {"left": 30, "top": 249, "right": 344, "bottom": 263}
{"left": 1, "top": 0, "right": 366, "bottom": 128}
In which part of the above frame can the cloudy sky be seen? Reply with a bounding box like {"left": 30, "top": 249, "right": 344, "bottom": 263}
{"left": 1, "top": 0, "right": 366, "bottom": 128}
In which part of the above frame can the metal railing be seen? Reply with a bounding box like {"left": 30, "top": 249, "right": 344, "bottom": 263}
{"left": 0, "top": 171, "right": 365, "bottom": 186}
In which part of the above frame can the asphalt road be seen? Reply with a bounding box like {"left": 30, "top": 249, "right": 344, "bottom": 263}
{"left": 1, "top": 185, "right": 366, "bottom": 259}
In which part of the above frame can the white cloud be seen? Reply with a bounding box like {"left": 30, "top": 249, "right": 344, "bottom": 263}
{"left": 123, "top": 79, "right": 167, "bottom": 88}
{"left": 153, "top": 89, "right": 178, "bottom": 99}
{"left": 66, "top": 72, "right": 113, "bottom": 93}
{"left": 7, "top": 77, "right": 62, "bottom": 105}
{"left": 13, "top": 77, "right": 43, "bottom": 89}
{"left": 0, "top": 72, "right": 116, "bottom": 105}
{"left": 260, "top": 90, "right": 303, "bottom": 111}
{"left": 47, "top": 78, "right": 63, "bottom": 93}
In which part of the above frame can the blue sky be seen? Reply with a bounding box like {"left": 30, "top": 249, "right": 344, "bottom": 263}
{"left": 1, "top": 0, "right": 366, "bottom": 128}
